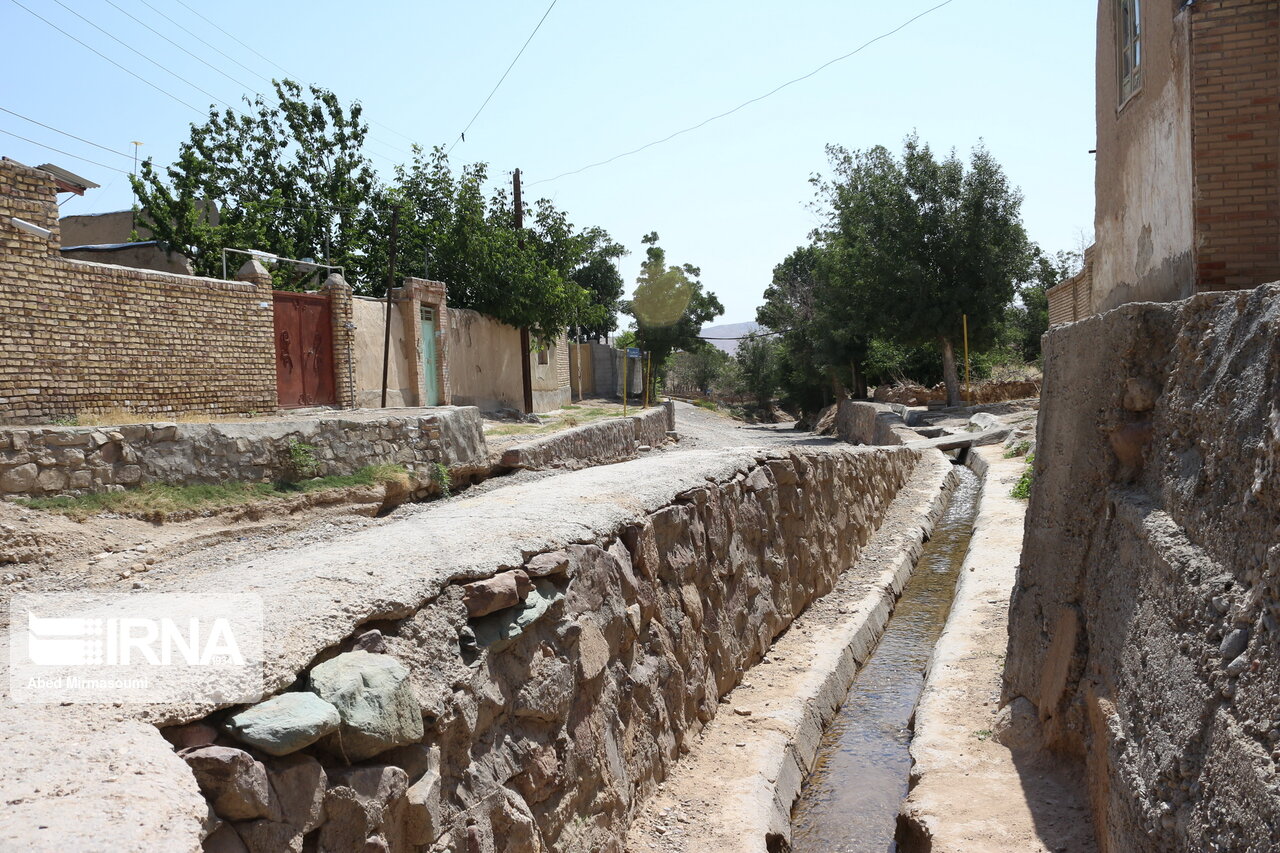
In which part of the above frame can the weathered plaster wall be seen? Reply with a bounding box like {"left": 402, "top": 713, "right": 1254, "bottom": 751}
{"left": 1005, "top": 285, "right": 1280, "bottom": 851}
{"left": 0, "top": 408, "right": 487, "bottom": 497}
{"left": 1092, "top": 1, "right": 1196, "bottom": 312}
{"left": 531, "top": 334, "right": 572, "bottom": 411}
{"left": 446, "top": 309, "right": 525, "bottom": 412}
{"left": 0, "top": 159, "right": 277, "bottom": 424}
{"left": 352, "top": 297, "right": 418, "bottom": 408}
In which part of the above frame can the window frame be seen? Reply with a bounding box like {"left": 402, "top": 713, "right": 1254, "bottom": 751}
{"left": 1118, "top": 0, "right": 1143, "bottom": 108}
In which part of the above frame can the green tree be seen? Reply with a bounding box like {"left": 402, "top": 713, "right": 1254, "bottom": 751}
{"left": 132, "top": 80, "right": 380, "bottom": 282}
{"left": 818, "top": 137, "right": 1032, "bottom": 405}
{"left": 667, "top": 346, "right": 730, "bottom": 396}
{"left": 757, "top": 243, "right": 864, "bottom": 412}
{"left": 378, "top": 148, "right": 600, "bottom": 342}
{"left": 1005, "top": 248, "right": 1078, "bottom": 362}
{"left": 623, "top": 233, "right": 724, "bottom": 397}
{"left": 734, "top": 333, "right": 781, "bottom": 409}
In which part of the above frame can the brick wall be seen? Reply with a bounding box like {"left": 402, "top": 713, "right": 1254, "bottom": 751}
{"left": 1047, "top": 246, "right": 1096, "bottom": 326}
{"left": 0, "top": 158, "right": 277, "bottom": 424}
{"left": 1191, "top": 0, "right": 1280, "bottom": 290}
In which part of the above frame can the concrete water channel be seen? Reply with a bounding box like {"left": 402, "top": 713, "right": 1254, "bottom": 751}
{"left": 791, "top": 464, "right": 981, "bottom": 852}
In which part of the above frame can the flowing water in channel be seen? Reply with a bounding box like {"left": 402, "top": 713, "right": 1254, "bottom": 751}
{"left": 790, "top": 464, "right": 981, "bottom": 853}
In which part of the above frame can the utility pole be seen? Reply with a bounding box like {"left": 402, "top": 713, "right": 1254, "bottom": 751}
{"left": 380, "top": 207, "right": 400, "bottom": 409}
{"left": 514, "top": 168, "right": 535, "bottom": 415}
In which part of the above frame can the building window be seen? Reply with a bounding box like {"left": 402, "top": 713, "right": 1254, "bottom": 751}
{"left": 1119, "top": 0, "right": 1142, "bottom": 104}
{"left": 537, "top": 347, "right": 549, "bottom": 366}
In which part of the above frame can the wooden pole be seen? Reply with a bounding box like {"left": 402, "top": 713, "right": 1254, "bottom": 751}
{"left": 380, "top": 207, "right": 399, "bottom": 409}
{"left": 644, "top": 353, "right": 651, "bottom": 408}
{"left": 514, "top": 169, "right": 535, "bottom": 414}
{"left": 622, "top": 350, "right": 629, "bottom": 416}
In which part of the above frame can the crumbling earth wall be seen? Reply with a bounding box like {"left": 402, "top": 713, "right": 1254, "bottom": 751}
{"left": 172, "top": 445, "right": 922, "bottom": 852}
{"left": 1005, "top": 285, "right": 1280, "bottom": 852}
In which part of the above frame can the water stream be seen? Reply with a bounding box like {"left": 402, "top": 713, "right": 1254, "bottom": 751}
{"left": 790, "top": 464, "right": 981, "bottom": 852}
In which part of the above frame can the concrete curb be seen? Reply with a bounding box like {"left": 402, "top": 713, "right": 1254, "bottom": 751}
{"left": 626, "top": 450, "right": 959, "bottom": 852}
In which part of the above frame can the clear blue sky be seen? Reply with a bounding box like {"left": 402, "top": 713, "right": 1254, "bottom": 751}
{"left": 2, "top": 0, "right": 1096, "bottom": 324}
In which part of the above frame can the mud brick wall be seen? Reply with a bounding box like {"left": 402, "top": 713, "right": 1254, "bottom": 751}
{"left": 0, "top": 158, "right": 277, "bottom": 424}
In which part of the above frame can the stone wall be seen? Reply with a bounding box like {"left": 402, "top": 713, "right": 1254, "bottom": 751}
{"left": 170, "top": 444, "right": 922, "bottom": 853}
{"left": 1005, "top": 285, "right": 1280, "bottom": 851}
{"left": 836, "top": 400, "right": 917, "bottom": 446}
{"left": 0, "top": 408, "right": 487, "bottom": 498}
{"left": 0, "top": 158, "right": 277, "bottom": 424}
{"left": 499, "top": 405, "right": 674, "bottom": 471}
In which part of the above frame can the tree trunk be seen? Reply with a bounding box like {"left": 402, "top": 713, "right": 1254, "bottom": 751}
{"left": 851, "top": 361, "right": 868, "bottom": 400}
{"left": 940, "top": 336, "right": 961, "bottom": 407}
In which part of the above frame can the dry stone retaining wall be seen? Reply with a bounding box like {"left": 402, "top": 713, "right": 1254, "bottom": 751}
{"left": 174, "top": 444, "right": 922, "bottom": 853}
{"left": 499, "top": 404, "right": 674, "bottom": 471}
{"left": 1006, "top": 285, "right": 1280, "bottom": 852}
{"left": 0, "top": 408, "right": 487, "bottom": 498}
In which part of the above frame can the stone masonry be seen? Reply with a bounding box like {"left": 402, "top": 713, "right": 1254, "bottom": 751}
{"left": 0, "top": 407, "right": 487, "bottom": 498}
{"left": 0, "top": 158, "right": 277, "bottom": 424}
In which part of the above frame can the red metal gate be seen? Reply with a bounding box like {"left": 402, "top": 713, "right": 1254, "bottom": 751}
{"left": 272, "top": 291, "right": 337, "bottom": 408}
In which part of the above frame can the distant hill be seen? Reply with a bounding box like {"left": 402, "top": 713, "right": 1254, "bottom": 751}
{"left": 699, "top": 321, "right": 763, "bottom": 356}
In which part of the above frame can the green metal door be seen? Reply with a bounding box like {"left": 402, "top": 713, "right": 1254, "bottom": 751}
{"left": 420, "top": 307, "right": 439, "bottom": 406}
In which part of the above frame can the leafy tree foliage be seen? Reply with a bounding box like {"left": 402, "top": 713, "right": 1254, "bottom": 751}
{"left": 132, "top": 80, "right": 378, "bottom": 282}
{"left": 734, "top": 333, "right": 781, "bottom": 408}
{"left": 132, "top": 82, "right": 623, "bottom": 341}
{"left": 1005, "top": 249, "right": 1078, "bottom": 362}
{"left": 816, "top": 136, "right": 1032, "bottom": 404}
{"left": 666, "top": 346, "right": 730, "bottom": 396}
{"left": 623, "top": 233, "right": 724, "bottom": 394}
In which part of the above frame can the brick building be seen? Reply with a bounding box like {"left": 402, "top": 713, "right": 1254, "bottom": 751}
{"left": 1050, "top": 0, "right": 1280, "bottom": 322}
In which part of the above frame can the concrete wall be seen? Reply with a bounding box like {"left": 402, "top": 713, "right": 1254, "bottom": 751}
{"left": 1005, "top": 285, "right": 1280, "bottom": 851}
{"left": 0, "top": 159, "right": 277, "bottom": 424}
{"left": 446, "top": 308, "right": 525, "bottom": 412}
{"left": 1092, "top": 0, "right": 1196, "bottom": 313}
{"left": 0, "top": 407, "right": 488, "bottom": 497}
{"left": 352, "top": 296, "right": 418, "bottom": 409}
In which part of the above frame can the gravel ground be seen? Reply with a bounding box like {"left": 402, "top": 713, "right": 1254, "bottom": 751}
{"left": 0, "top": 401, "right": 824, "bottom": 599}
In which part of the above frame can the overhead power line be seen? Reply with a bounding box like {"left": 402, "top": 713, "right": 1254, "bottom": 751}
{"left": 447, "top": 0, "right": 559, "bottom": 154}
{"left": 103, "top": 0, "right": 257, "bottom": 94}
{"left": 0, "top": 128, "right": 130, "bottom": 175}
{"left": 529, "top": 0, "right": 959, "bottom": 185}
{"left": 171, "top": 0, "right": 295, "bottom": 80}
{"left": 0, "top": 107, "right": 134, "bottom": 161}
{"left": 132, "top": 0, "right": 273, "bottom": 87}
{"left": 45, "top": 0, "right": 233, "bottom": 111}
{"left": 6, "top": 0, "right": 204, "bottom": 115}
